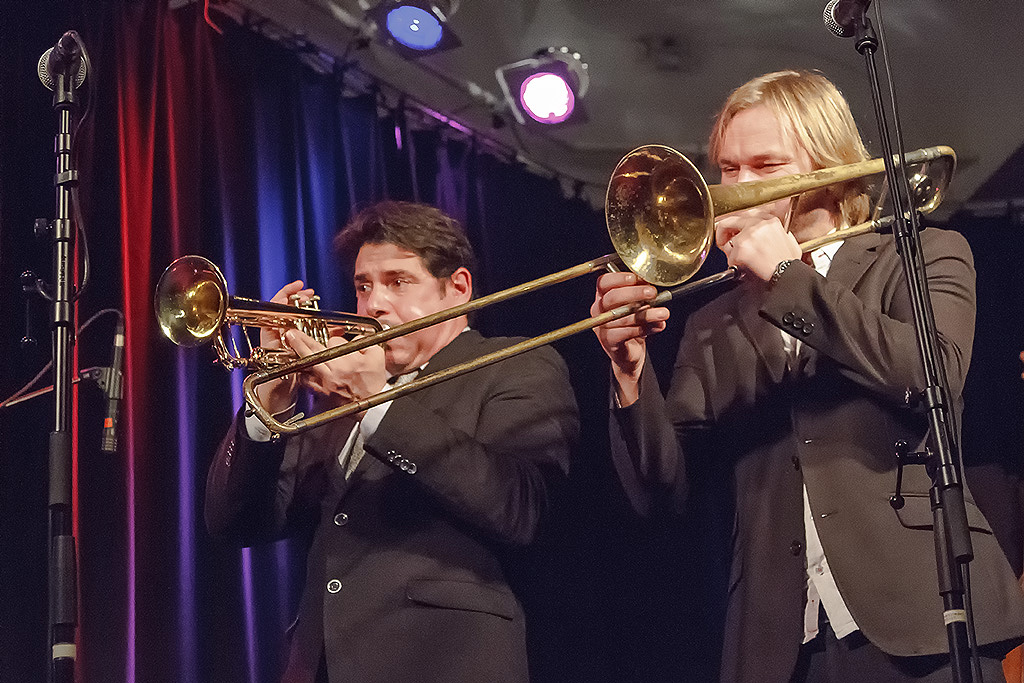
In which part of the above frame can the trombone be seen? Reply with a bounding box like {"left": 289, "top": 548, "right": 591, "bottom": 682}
{"left": 241, "top": 144, "right": 955, "bottom": 435}
{"left": 155, "top": 144, "right": 955, "bottom": 436}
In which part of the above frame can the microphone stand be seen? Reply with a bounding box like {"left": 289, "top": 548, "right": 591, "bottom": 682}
{"left": 46, "top": 49, "right": 83, "bottom": 683}
{"left": 844, "top": 5, "right": 977, "bottom": 682}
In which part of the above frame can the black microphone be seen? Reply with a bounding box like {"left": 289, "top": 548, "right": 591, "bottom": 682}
{"left": 101, "top": 318, "right": 125, "bottom": 454}
{"left": 38, "top": 31, "right": 87, "bottom": 91}
{"left": 823, "top": 0, "right": 872, "bottom": 38}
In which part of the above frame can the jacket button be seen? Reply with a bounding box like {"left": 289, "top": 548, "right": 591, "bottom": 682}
{"left": 791, "top": 455, "right": 800, "bottom": 471}
{"left": 333, "top": 513, "right": 349, "bottom": 526}
{"left": 783, "top": 312, "right": 795, "bottom": 324}
{"left": 326, "top": 579, "right": 343, "bottom": 594}
{"left": 802, "top": 323, "right": 814, "bottom": 335}
{"left": 790, "top": 541, "right": 803, "bottom": 556}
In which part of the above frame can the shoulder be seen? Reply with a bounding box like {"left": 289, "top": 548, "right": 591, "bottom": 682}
{"left": 921, "top": 226, "right": 972, "bottom": 259}
{"left": 873, "top": 225, "right": 971, "bottom": 256}
{"left": 474, "top": 333, "right": 569, "bottom": 372}
{"left": 871, "top": 226, "right": 975, "bottom": 273}
{"left": 436, "top": 330, "right": 570, "bottom": 382}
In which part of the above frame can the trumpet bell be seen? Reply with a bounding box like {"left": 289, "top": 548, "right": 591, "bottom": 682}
{"left": 155, "top": 255, "right": 229, "bottom": 347}
{"left": 154, "top": 254, "right": 384, "bottom": 370}
{"left": 606, "top": 145, "right": 715, "bottom": 287}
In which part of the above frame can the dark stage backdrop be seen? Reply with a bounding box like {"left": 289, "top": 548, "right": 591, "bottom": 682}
{"left": 0, "top": 2, "right": 1020, "bottom": 683}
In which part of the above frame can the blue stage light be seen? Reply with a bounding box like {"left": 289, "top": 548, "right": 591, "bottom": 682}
{"left": 367, "top": 1, "right": 461, "bottom": 58}
{"left": 385, "top": 5, "right": 443, "bottom": 51}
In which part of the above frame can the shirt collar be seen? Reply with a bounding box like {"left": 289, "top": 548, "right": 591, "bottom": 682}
{"left": 807, "top": 229, "right": 843, "bottom": 277}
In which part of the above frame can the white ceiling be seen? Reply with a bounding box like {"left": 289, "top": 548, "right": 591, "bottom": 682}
{"left": 224, "top": 0, "right": 1024, "bottom": 218}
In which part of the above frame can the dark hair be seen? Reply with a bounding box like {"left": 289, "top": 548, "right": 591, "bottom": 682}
{"left": 333, "top": 201, "right": 478, "bottom": 280}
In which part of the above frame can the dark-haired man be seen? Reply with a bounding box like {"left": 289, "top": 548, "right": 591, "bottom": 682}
{"left": 206, "top": 201, "right": 578, "bottom": 683}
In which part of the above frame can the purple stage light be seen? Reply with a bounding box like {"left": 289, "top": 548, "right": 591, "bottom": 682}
{"left": 496, "top": 47, "right": 589, "bottom": 126}
{"left": 519, "top": 72, "right": 576, "bottom": 124}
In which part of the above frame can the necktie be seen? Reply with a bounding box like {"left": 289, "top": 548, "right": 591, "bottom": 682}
{"left": 344, "top": 371, "right": 419, "bottom": 478}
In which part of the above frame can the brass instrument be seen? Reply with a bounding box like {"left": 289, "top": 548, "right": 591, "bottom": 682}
{"left": 607, "top": 144, "right": 954, "bottom": 286}
{"left": 154, "top": 255, "right": 383, "bottom": 369}
{"left": 156, "top": 145, "right": 955, "bottom": 436}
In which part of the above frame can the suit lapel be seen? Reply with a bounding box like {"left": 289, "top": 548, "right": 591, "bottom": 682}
{"left": 319, "top": 415, "right": 361, "bottom": 496}
{"left": 734, "top": 285, "right": 789, "bottom": 385}
{"left": 345, "top": 330, "right": 482, "bottom": 481}
{"left": 825, "top": 231, "right": 879, "bottom": 290}
{"left": 793, "top": 232, "right": 880, "bottom": 375}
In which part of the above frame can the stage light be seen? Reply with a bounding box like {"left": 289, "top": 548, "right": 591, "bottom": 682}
{"left": 520, "top": 72, "right": 575, "bottom": 124}
{"left": 496, "top": 47, "right": 589, "bottom": 126}
{"left": 366, "top": 0, "right": 461, "bottom": 58}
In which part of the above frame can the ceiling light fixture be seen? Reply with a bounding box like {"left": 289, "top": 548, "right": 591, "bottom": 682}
{"left": 366, "top": 0, "right": 461, "bottom": 58}
{"left": 495, "top": 47, "right": 589, "bottom": 126}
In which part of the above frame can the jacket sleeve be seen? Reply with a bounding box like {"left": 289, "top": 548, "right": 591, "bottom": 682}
{"left": 759, "top": 228, "right": 976, "bottom": 404}
{"left": 608, "top": 314, "right": 727, "bottom": 518}
{"left": 364, "top": 345, "right": 578, "bottom": 546}
{"left": 204, "top": 411, "right": 327, "bottom": 546}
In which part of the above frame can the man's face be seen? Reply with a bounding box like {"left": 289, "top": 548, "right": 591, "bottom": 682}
{"left": 353, "top": 242, "right": 469, "bottom": 375}
{"left": 716, "top": 105, "right": 816, "bottom": 226}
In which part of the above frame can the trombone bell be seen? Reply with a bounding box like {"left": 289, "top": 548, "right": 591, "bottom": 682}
{"left": 606, "top": 146, "right": 714, "bottom": 288}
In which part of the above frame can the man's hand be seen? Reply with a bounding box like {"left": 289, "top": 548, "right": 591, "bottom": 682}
{"left": 284, "top": 329, "right": 388, "bottom": 411}
{"left": 591, "top": 271, "right": 668, "bottom": 406}
{"left": 254, "top": 280, "right": 314, "bottom": 415}
{"left": 716, "top": 210, "right": 801, "bottom": 282}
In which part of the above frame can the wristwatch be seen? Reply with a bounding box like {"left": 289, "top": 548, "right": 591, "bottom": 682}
{"left": 770, "top": 259, "right": 795, "bottom": 285}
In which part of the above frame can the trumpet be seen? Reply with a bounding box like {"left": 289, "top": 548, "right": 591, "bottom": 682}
{"left": 154, "top": 255, "right": 383, "bottom": 370}
{"left": 235, "top": 144, "right": 955, "bottom": 436}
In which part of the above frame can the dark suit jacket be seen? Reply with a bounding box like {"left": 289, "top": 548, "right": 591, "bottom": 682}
{"left": 206, "top": 330, "right": 578, "bottom": 683}
{"left": 611, "top": 229, "right": 1024, "bottom": 683}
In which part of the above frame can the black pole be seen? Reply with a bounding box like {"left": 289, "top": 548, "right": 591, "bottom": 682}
{"left": 42, "top": 31, "right": 85, "bottom": 683}
{"left": 839, "top": 5, "right": 976, "bottom": 681}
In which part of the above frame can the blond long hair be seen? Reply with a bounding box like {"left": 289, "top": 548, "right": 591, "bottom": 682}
{"left": 708, "top": 70, "right": 872, "bottom": 228}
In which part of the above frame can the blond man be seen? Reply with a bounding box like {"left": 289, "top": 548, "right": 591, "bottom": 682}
{"left": 593, "top": 70, "right": 1024, "bottom": 682}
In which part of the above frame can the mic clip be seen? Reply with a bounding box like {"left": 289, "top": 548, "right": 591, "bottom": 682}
{"left": 82, "top": 366, "right": 123, "bottom": 401}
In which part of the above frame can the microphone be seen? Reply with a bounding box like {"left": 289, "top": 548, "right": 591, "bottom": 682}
{"left": 100, "top": 318, "right": 125, "bottom": 454}
{"left": 38, "top": 31, "right": 87, "bottom": 91}
{"left": 823, "top": 0, "right": 871, "bottom": 38}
